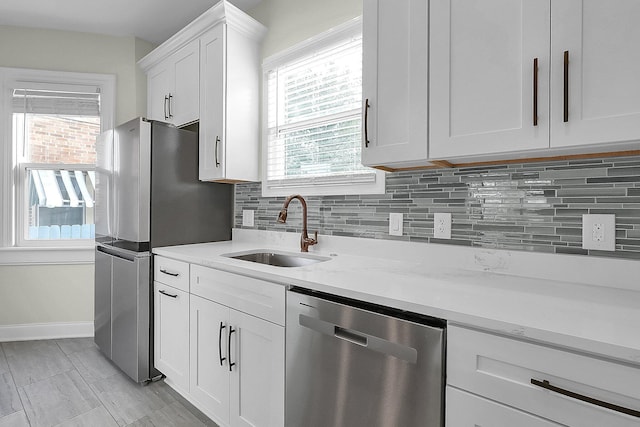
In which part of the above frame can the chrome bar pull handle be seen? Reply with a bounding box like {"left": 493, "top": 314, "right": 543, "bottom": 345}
{"left": 168, "top": 93, "right": 173, "bottom": 118}
{"left": 228, "top": 326, "right": 236, "bottom": 372}
{"left": 363, "top": 98, "right": 370, "bottom": 148}
{"left": 159, "top": 269, "right": 179, "bottom": 277}
{"left": 164, "top": 95, "right": 169, "bottom": 120}
{"left": 531, "top": 379, "right": 640, "bottom": 418}
{"left": 218, "top": 322, "right": 226, "bottom": 366}
{"left": 533, "top": 58, "right": 539, "bottom": 126}
{"left": 159, "top": 290, "right": 177, "bottom": 298}
{"left": 563, "top": 51, "right": 569, "bottom": 122}
{"left": 215, "top": 136, "right": 221, "bottom": 167}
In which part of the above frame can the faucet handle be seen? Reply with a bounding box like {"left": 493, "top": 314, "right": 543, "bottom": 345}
{"left": 301, "top": 231, "right": 318, "bottom": 252}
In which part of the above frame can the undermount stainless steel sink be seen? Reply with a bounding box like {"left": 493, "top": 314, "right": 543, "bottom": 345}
{"left": 223, "top": 251, "right": 330, "bottom": 267}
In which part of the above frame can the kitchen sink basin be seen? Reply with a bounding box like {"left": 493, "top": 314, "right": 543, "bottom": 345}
{"left": 223, "top": 250, "right": 330, "bottom": 267}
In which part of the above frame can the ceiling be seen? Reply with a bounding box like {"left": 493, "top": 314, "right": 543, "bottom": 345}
{"left": 0, "top": 0, "right": 262, "bottom": 45}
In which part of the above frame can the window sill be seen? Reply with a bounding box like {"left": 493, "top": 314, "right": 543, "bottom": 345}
{"left": 0, "top": 246, "right": 94, "bottom": 265}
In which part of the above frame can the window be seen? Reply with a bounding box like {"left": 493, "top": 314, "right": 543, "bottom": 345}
{"left": 14, "top": 88, "right": 100, "bottom": 245}
{"left": 0, "top": 68, "right": 115, "bottom": 263}
{"left": 262, "top": 17, "right": 384, "bottom": 196}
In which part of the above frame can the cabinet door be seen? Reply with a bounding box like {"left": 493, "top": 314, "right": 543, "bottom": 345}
{"left": 199, "top": 24, "right": 226, "bottom": 181}
{"left": 446, "top": 387, "right": 563, "bottom": 427}
{"left": 153, "top": 282, "right": 189, "bottom": 392}
{"left": 189, "top": 295, "right": 230, "bottom": 426}
{"left": 361, "top": 0, "right": 429, "bottom": 168}
{"left": 229, "top": 310, "right": 284, "bottom": 427}
{"left": 551, "top": 0, "right": 640, "bottom": 148}
{"left": 147, "top": 61, "right": 171, "bottom": 122}
{"left": 171, "top": 39, "right": 200, "bottom": 126}
{"left": 429, "top": 0, "right": 550, "bottom": 159}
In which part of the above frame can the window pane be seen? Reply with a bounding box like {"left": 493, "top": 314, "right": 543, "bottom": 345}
{"left": 268, "top": 116, "right": 368, "bottom": 180}
{"left": 266, "top": 35, "right": 371, "bottom": 185}
{"left": 13, "top": 86, "right": 101, "bottom": 242}
{"left": 15, "top": 114, "right": 100, "bottom": 164}
{"left": 25, "top": 169, "right": 95, "bottom": 240}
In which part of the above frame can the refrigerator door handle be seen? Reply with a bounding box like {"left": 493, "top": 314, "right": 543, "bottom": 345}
{"left": 96, "top": 244, "right": 136, "bottom": 262}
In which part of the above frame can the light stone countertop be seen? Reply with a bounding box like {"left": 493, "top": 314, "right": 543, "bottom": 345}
{"left": 153, "top": 229, "right": 640, "bottom": 366}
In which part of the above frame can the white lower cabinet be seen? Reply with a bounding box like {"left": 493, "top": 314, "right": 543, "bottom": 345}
{"left": 189, "top": 295, "right": 285, "bottom": 427}
{"left": 447, "top": 325, "right": 640, "bottom": 427}
{"left": 229, "top": 309, "right": 285, "bottom": 427}
{"left": 153, "top": 281, "right": 190, "bottom": 393}
{"left": 446, "top": 387, "right": 562, "bottom": 427}
{"left": 190, "top": 295, "right": 230, "bottom": 425}
{"left": 154, "top": 258, "right": 284, "bottom": 427}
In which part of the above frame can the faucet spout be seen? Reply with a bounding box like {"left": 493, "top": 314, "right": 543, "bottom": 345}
{"left": 277, "top": 194, "right": 318, "bottom": 252}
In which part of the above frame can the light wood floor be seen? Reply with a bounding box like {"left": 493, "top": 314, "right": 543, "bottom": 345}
{"left": 0, "top": 338, "right": 217, "bottom": 427}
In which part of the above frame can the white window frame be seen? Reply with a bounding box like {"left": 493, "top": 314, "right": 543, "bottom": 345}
{"left": 261, "top": 17, "right": 385, "bottom": 197}
{"left": 0, "top": 68, "right": 115, "bottom": 265}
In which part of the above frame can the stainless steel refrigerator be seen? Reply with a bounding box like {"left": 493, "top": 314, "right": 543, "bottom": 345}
{"left": 94, "top": 117, "right": 232, "bottom": 382}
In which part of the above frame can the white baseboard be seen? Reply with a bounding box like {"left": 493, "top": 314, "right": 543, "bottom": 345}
{"left": 0, "top": 321, "right": 94, "bottom": 342}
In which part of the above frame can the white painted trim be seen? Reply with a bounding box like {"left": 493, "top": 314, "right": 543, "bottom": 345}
{"left": 0, "top": 321, "right": 93, "bottom": 342}
{"left": 0, "top": 246, "right": 94, "bottom": 265}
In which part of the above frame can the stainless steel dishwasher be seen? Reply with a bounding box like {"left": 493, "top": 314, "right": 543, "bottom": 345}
{"left": 286, "top": 287, "right": 445, "bottom": 427}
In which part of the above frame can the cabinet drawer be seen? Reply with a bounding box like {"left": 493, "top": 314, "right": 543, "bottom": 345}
{"left": 190, "top": 265, "right": 285, "bottom": 326}
{"left": 446, "top": 386, "right": 562, "bottom": 427}
{"left": 448, "top": 325, "right": 640, "bottom": 427}
{"left": 154, "top": 256, "right": 189, "bottom": 292}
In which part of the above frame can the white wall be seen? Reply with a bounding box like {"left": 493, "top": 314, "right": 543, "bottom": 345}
{"left": 247, "top": 0, "right": 362, "bottom": 59}
{"left": 0, "top": 25, "right": 154, "bottom": 337}
{"left": 0, "top": 25, "right": 154, "bottom": 126}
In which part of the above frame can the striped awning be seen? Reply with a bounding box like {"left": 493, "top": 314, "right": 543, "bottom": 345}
{"left": 30, "top": 169, "right": 94, "bottom": 208}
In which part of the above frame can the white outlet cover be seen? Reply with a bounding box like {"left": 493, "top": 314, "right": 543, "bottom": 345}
{"left": 434, "top": 213, "right": 452, "bottom": 239}
{"left": 242, "top": 210, "right": 255, "bottom": 227}
{"left": 582, "top": 214, "right": 615, "bottom": 251}
{"left": 389, "top": 213, "right": 403, "bottom": 236}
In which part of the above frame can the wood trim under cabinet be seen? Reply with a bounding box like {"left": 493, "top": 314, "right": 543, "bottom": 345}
{"left": 371, "top": 149, "right": 640, "bottom": 172}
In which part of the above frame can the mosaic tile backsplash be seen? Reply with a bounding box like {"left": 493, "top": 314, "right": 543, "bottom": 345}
{"left": 234, "top": 155, "right": 640, "bottom": 259}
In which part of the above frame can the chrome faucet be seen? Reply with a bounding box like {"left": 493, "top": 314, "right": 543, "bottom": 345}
{"left": 277, "top": 194, "right": 318, "bottom": 252}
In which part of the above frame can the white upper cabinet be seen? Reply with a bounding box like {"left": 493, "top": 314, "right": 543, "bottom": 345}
{"left": 429, "top": 0, "right": 640, "bottom": 161}
{"left": 429, "top": 0, "right": 550, "bottom": 159}
{"left": 551, "top": 0, "right": 640, "bottom": 148}
{"left": 139, "top": 1, "right": 265, "bottom": 182}
{"left": 361, "top": 0, "right": 430, "bottom": 169}
{"left": 198, "top": 9, "right": 266, "bottom": 183}
{"left": 146, "top": 39, "right": 200, "bottom": 127}
{"left": 198, "top": 25, "right": 226, "bottom": 182}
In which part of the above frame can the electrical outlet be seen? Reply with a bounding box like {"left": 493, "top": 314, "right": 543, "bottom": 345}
{"left": 242, "top": 210, "right": 255, "bottom": 227}
{"left": 434, "top": 213, "right": 452, "bottom": 239}
{"left": 389, "top": 213, "right": 403, "bottom": 236}
{"left": 582, "top": 214, "right": 615, "bottom": 251}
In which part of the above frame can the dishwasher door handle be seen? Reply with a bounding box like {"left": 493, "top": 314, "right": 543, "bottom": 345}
{"left": 334, "top": 326, "right": 367, "bottom": 347}
{"left": 299, "top": 314, "right": 417, "bottom": 364}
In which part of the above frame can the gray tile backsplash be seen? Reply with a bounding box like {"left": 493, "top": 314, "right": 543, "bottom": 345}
{"left": 235, "top": 155, "right": 640, "bottom": 259}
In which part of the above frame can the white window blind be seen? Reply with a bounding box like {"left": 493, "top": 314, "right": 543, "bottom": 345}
{"left": 12, "top": 88, "right": 101, "bottom": 116}
{"left": 263, "top": 19, "right": 384, "bottom": 196}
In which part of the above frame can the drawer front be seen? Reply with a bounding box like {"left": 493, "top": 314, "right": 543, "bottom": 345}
{"left": 190, "top": 265, "right": 285, "bottom": 326}
{"left": 154, "top": 256, "right": 189, "bottom": 292}
{"left": 448, "top": 325, "right": 640, "bottom": 427}
{"left": 446, "top": 387, "right": 562, "bottom": 427}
